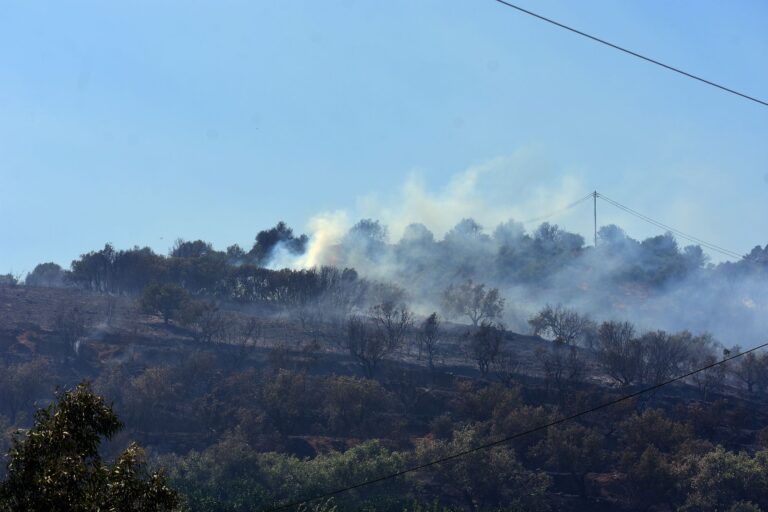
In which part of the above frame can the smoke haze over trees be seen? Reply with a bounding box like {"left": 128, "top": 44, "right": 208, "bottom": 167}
{"left": 17, "top": 216, "right": 768, "bottom": 349}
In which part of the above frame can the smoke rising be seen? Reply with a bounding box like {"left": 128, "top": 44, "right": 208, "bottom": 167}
{"left": 274, "top": 158, "right": 768, "bottom": 348}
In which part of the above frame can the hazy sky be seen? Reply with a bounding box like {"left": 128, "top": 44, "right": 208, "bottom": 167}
{"left": 2, "top": 0, "right": 767, "bottom": 273}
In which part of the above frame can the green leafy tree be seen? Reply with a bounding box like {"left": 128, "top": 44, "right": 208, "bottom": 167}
{"left": 0, "top": 381, "right": 181, "bottom": 512}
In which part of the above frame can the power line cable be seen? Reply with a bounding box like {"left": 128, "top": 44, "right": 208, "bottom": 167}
{"left": 491, "top": 0, "right": 768, "bottom": 108}
{"left": 596, "top": 193, "right": 746, "bottom": 260}
{"left": 266, "top": 340, "right": 768, "bottom": 511}
{"left": 520, "top": 192, "right": 594, "bottom": 225}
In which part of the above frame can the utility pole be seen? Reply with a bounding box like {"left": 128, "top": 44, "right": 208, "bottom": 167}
{"left": 593, "top": 191, "right": 598, "bottom": 247}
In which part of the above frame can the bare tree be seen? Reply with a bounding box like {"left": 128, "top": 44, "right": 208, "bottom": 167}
{"left": 369, "top": 301, "right": 413, "bottom": 354}
{"left": 538, "top": 344, "right": 584, "bottom": 395}
{"left": 528, "top": 304, "right": 594, "bottom": 346}
{"left": 340, "top": 315, "right": 390, "bottom": 378}
{"left": 493, "top": 347, "right": 519, "bottom": 387}
{"left": 639, "top": 330, "right": 705, "bottom": 385}
{"left": 467, "top": 321, "right": 504, "bottom": 377}
{"left": 235, "top": 317, "right": 263, "bottom": 348}
{"left": 105, "top": 296, "right": 118, "bottom": 327}
{"left": 419, "top": 313, "right": 441, "bottom": 371}
{"left": 691, "top": 353, "right": 725, "bottom": 400}
{"left": 442, "top": 280, "right": 504, "bottom": 327}
{"left": 733, "top": 350, "right": 764, "bottom": 395}
{"left": 596, "top": 321, "right": 643, "bottom": 387}
{"left": 55, "top": 306, "right": 89, "bottom": 353}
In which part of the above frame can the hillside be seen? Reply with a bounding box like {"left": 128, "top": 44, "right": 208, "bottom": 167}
{"left": 1, "top": 284, "right": 768, "bottom": 511}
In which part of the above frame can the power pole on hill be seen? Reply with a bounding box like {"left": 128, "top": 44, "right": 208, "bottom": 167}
{"left": 593, "top": 191, "right": 598, "bottom": 247}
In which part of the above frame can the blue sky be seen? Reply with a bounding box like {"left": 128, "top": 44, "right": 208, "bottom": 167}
{"left": 1, "top": 0, "right": 767, "bottom": 273}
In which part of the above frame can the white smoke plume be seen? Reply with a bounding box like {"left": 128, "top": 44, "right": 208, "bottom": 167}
{"left": 271, "top": 155, "right": 768, "bottom": 348}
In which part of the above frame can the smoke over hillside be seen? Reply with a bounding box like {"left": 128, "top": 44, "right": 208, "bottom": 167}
{"left": 268, "top": 160, "right": 768, "bottom": 347}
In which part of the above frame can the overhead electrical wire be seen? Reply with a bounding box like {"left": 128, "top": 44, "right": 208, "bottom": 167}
{"left": 520, "top": 192, "right": 594, "bottom": 225}
{"left": 490, "top": 0, "right": 768, "bottom": 108}
{"left": 596, "top": 193, "right": 747, "bottom": 260}
{"left": 265, "top": 340, "right": 768, "bottom": 511}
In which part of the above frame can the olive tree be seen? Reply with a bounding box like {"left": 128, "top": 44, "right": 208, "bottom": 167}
{"left": 529, "top": 304, "right": 595, "bottom": 346}
{"left": 442, "top": 280, "right": 504, "bottom": 326}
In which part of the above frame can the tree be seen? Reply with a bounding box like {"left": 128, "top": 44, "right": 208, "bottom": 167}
{"left": 625, "top": 446, "right": 679, "bottom": 510}
{"left": 493, "top": 348, "right": 520, "bottom": 387}
{"left": 537, "top": 343, "right": 584, "bottom": 397}
{"left": 0, "top": 274, "right": 19, "bottom": 288}
{"left": 170, "top": 238, "right": 214, "bottom": 258}
{"left": 691, "top": 353, "right": 726, "bottom": 400}
{"left": 733, "top": 351, "right": 764, "bottom": 395}
{"left": 532, "top": 424, "right": 606, "bottom": 498}
{"left": 414, "top": 426, "right": 550, "bottom": 511}
{"left": 639, "top": 330, "right": 707, "bottom": 385}
{"left": 68, "top": 244, "right": 117, "bottom": 292}
{"left": 177, "top": 300, "right": 226, "bottom": 343}
{"left": 343, "top": 219, "right": 388, "bottom": 259}
{"left": 250, "top": 222, "right": 308, "bottom": 264}
{"left": 140, "top": 283, "right": 189, "bottom": 324}
{"left": 419, "top": 313, "right": 441, "bottom": 371}
{"left": 596, "top": 321, "right": 643, "bottom": 386}
{"left": 340, "top": 316, "right": 390, "bottom": 378}
{"left": 442, "top": 280, "right": 504, "bottom": 326}
{"left": 322, "top": 376, "right": 393, "bottom": 437}
{"left": 467, "top": 321, "right": 504, "bottom": 377}
{"left": 680, "top": 446, "right": 768, "bottom": 511}
{"left": 0, "top": 382, "right": 181, "bottom": 511}
{"left": 25, "top": 262, "right": 65, "bottom": 288}
{"left": 369, "top": 301, "right": 413, "bottom": 354}
{"left": 528, "top": 304, "right": 594, "bottom": 346}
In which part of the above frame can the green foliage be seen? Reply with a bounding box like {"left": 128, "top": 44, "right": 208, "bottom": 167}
{"left": 0, "top": 382, "right": 181, "bottom": 512}
{"left": 413, "top": 426, "right": 550, "bottom": 511}
{"left": 531, "top": 424, "right": 605, "bottom": 497}
{"left": 677, "top": 447, "right": 768, "bottom": 511}
{"left": 618, "top": 409, "right": 693, "bottom": 463}
{"left": 164, "top": 435, "right": 407, "bottom": 512}
{"left": 321, "top": 376, "right": 394, "bottom": 438}
{"left": 625, "top": 446, "right": 678, "bottom": 509}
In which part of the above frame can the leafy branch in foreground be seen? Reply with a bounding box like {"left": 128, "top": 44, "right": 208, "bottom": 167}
{"left": 0, "top": 381, "right": 182, "bottom": 512}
